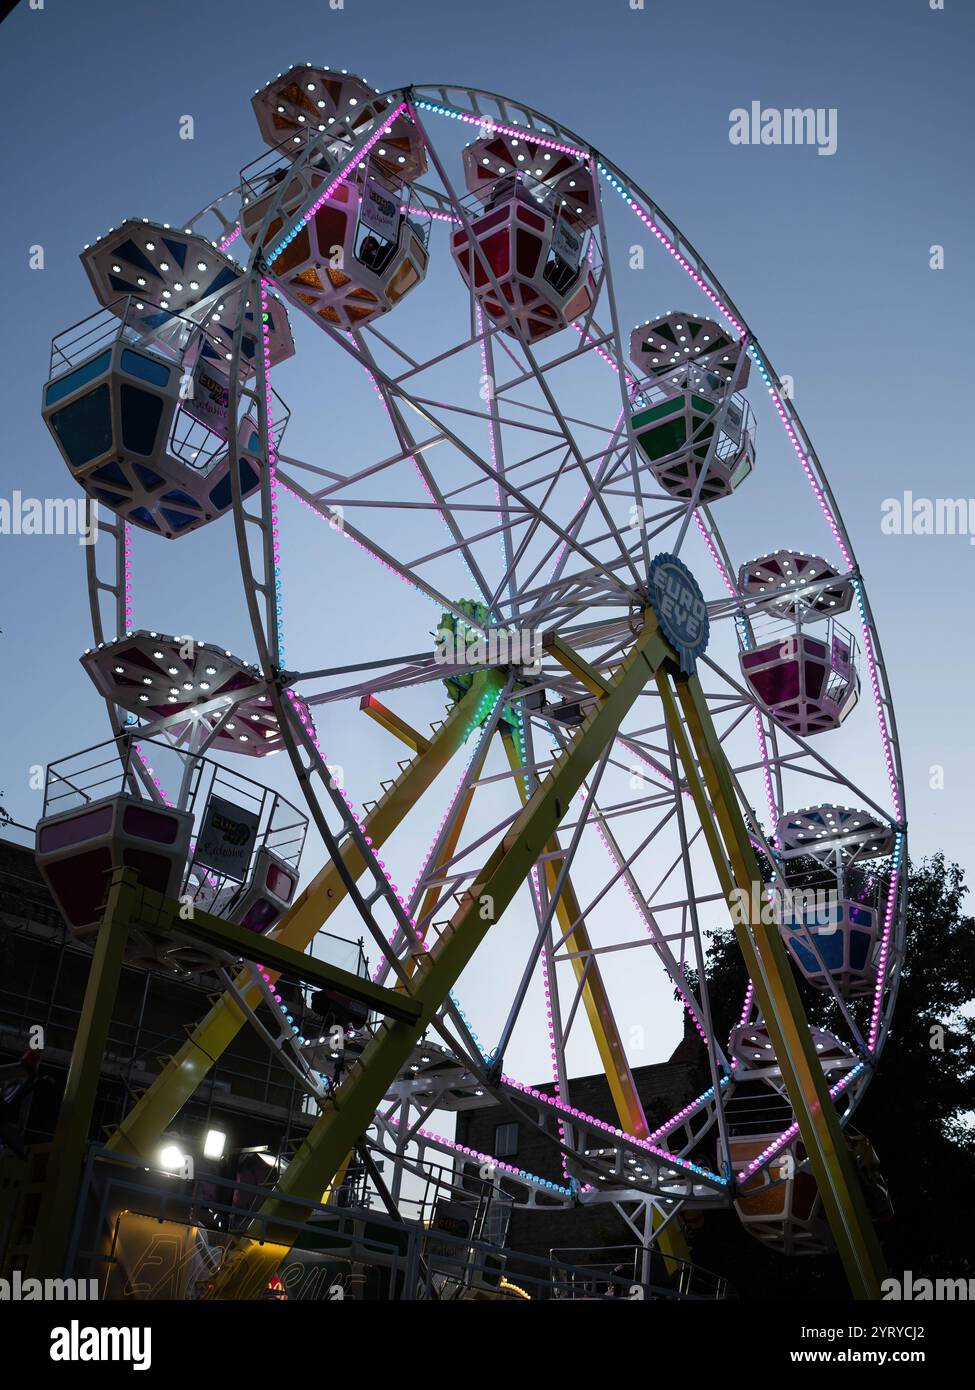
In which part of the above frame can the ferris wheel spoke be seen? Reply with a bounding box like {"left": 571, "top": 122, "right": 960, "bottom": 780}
{"left": 275, "top": 465, "right": 493, "bottom": 630}
{"left": 301, "top": 665, "right": 447, "bottom": 709}
{"left": 544, "top": 432, "right": 635, "bottom": 589}
{"left": 484, "top": 457, "right": 586, "bottom": 614}
{"left": 409, "top": 389, "right": 603, "bottom": 441}
{"left": 491, "top": 736, "right": 615, "bottom": 1071}
{"left": 486, "top": 457, "right": 585, "bottom": 601}
{"left": 374, "top": 676, "right": 515, "bottom": 983}
{"left": 274, "top": 701, "right": 421, "bottom": 989}
{"left": 352, "top": 329, "right": 501, "bottom": 614}
{"left": 477, "top": 320, "right": 522, "bottom": 615}
{"left": 662, "top": 720, "right": 745, "bottom": 1176}
{"left": 285, "top": 305, "right": 644, "bottom": 604}
{"left": 489, "top": 325, "right": 615, "bottom": 394}
{"left": 407, "top": 99, "right": 648, "bottom": 596}
{"left": 547, "top": 758, "right": 713, "bottom": 1033}
{"left": 279, "top": 434, "right": 449, "bottom": 487}
{"left": 697, "top": 653, "right": 899, "bottom": 829}
{"left": 399, "top": 512, "right": 535, "bottom": 573}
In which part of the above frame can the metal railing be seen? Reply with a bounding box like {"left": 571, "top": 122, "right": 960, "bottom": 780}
{"left": 0, "top": 949, "right": 367, "bottom": 1134}
{"left": 46, "top": 296, "right": 290, "bottom": 456}
{"left": 41, "top": 735, "right": 309, "bottom": 907}
{"left": 550, "top": 1243, "right": 731, "bottom": 1300}
{"left": 49, "top": 296, "right": 206, "bottom": 379}
{"left": 56, "top": 1146, "right": 712, "bottom": 1301}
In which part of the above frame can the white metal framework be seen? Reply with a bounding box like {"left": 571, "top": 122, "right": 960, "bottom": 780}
{"left": 45, "top": 68, "right": 906, "bottom": 1260}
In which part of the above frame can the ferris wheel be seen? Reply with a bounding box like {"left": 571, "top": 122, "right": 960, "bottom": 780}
{"left": 36, "top": 64, "right": 906, "bottom": 1299}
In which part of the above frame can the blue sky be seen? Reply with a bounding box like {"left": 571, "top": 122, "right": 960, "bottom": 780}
{"left": 0, "top": 0, "right": 972, "bottom": 1081}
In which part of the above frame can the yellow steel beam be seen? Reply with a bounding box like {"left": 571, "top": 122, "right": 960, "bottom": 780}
{"left": 500, "top": 729, "right": 647, "bottom": 1138}
{"left": 542, "top": 632, "right": 611, "bottom": 698}
{"left": 207, "top": 615, "right": 673, "bottom": 1296}
{"left": 359, "top": 693, "right": 431, "bottom": 754}
{"left": 663, "top": 669, "right": 887, "bottom": 1299}
{"left": 500, "top": 726, "right": 689, "bottom": 1267}
{"left": 106, "top": 672, "right": 503, "bottom": 1160}
{"left": 397, "top": 729, "right": 493, "bottom": 986}
{"left": 28, "top": 867, "right": 137, "bottom": 1278}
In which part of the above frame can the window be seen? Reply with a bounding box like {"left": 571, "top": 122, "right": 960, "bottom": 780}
{"left": 119, "top": 384, "right": 164, "bottom": 457}
{"left": 51, "top": 385, "right": 113, "bottom": 468}
{"left": 494, "top": 1122, "right": 518, "bottom": 1158}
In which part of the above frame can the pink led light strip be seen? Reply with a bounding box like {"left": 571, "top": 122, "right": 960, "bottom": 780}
{"left": 388, "top": 1115, "right": 573, "bottom": 1195}
{"left": 596, "top": 164, "right": 745, "bottom": 336}
{"left": 597, "top": 172, "right": 909, "bottom": 1053}
{"left": 537, "top": 880, "right": 571, "bottom": 1184}
{"left": 503, "top": 729, "right": 571, "bottom": 1179}
{"left": 259, "top": 278, "right": 285, "bottom": 661}
{"left": 868, "top": 834, "right": 904, "bottom": 1051}
{"left": 500, "top": 1072, "right": 726, "bottom": 1185}
{"left": 413, "top": 99, "right": 587, "bottom": 159}
{"left": 585, "top": 791, "right": 708, "bottom": 1044}
{"left": 266, "top": 103, "right": 408, "bottom": 263}
{"left": 284, "top": 688, "right": 413, "bottom": 924}
{"left": 735, "top": 1062, "right": 866, "bottom": 1182}
{"left": 132, "top": 743, "right": 173, "bottom": 807}
{"left": 599, "top": 166, "right": 902, "bottom": 826}
{"left": 689, "top": 509, "right": 780, "bottom": 836}
{"left": 369, "top": 704, "right": 502, "bottom": 984}
{"left": 646, "top": 1078, "right": 730, "bottom": 1146}
{"left": 407, "top": 205, "right": 459, "bottom": 224}
{"left": 570, "top": 322, "right": 637, "bottom": 390}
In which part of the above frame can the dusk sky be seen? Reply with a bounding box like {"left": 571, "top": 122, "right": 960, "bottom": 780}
{"left": 1, "top": 0, "right": 972, "bottom": 1082}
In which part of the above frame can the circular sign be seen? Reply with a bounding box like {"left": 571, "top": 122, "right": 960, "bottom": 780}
{"left": 648, "top": 553, "right": 710, "bottom": 674}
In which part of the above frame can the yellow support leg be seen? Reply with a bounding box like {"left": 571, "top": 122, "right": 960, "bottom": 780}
{"left": 106, "top": 672, "right": 503, "bottom": 1160}
{"left": 501, "top": 728, "right": 690, "bottom": 1267}
{"left": 359, "top": 694, "right": 431, "bottom": 754}
{"left": 396, "top": 731, "right": 493, "bottom": 985}
{"left": 28, "top": 868, "right": 136, "bottom": 1278}
{"left": 660, "top": 669, "right": 886, "bottom": 1299}
{"left": 207, "top": 616, "right": 673, "bottom": 1296}
{"left": 500, "top": 729, "right": 650, "bottom": 1138}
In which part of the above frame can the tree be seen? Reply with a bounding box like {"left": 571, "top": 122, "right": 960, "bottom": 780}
{"left": 686, "top": 855, "right": 975, "bottom": 1298}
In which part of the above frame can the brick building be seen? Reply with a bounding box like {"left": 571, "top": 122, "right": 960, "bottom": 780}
{"left": 455, "top": 1024, "right": 712, "bottom": 1283}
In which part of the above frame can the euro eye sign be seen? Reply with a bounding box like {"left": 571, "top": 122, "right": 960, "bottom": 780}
{"left": 648, "top": 553, "right": 709, "bottom": 674}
